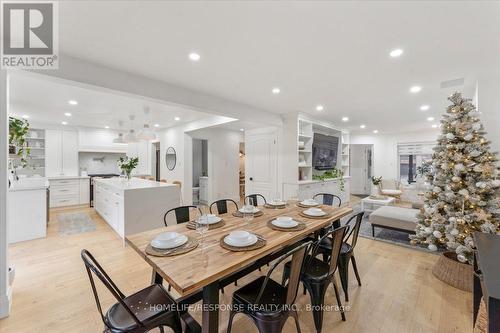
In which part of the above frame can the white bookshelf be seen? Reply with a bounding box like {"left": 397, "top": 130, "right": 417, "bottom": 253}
{"left": 341, "top": 131, "right": 350, "bottom": 177}
{"left": 298, "top": 119, "right": 313, "bottom": 181}
{"left": 10, "top": 128, "right": 46, "bottom": 176}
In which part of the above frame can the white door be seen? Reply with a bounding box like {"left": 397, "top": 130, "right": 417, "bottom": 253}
{"left": 45, "top": 129, "right": 63, "bottom": 176}
{"left": 245, "top": 129, "right": 278, "bottom": 201}
{"left": 62, "top": 130, "right": 79, "bottom": 176}
{"left": 350, "top": 144, "right": 372, "bottom": 195}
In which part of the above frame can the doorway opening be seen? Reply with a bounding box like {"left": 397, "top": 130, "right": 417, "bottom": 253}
{"left": 192, "top": 139, "right": 208, "bottom": 205}
{"left": 350, "top": 144, "right": 373, "bottom": 196}
{"left": 239, "top": 142, "right": 245, "bottom": 202}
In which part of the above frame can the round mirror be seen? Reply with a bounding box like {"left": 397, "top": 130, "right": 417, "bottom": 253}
{"left": 165, "top": 147, "right": 177, "bottom": 170}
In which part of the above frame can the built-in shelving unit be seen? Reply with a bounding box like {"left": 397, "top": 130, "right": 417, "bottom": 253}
{"left": 298, "top": 119, "right": 313, "bottom": 181}
{"left": 341, "top": 131, "right": 350, "bottom": 177}
{"left": 10, "top": 128, "right": 46, "bottom": 177}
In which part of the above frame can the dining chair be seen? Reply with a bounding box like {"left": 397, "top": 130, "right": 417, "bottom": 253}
{"left": 81, "top": 249, "right": 182, "bottom": 333}
{"left": 313, "top": 193, "right": 342, "bottom": 207}
{"left": 318, "top": 211, "right": 364, "bottom": 302}
{"left": 163, "top": 205, "right": 200, "bottom": 226}
{"left": 245, "top": 193, "right": 267, "bottom": 206}
{"left": 227, "top": 241, "right": 311, "bottom": 333}
{"left": 282, "top": 225, "right": 348, "bottom": 333}
{"left": 209, "top": 198, "right": 239, "bottom": 214}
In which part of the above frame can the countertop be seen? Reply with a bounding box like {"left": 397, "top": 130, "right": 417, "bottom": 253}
{"left": 297, "top": 176, "right": 351, "bottom": 185}
{"left": 94, "top": 177, "right": 177, "bottom": 191}
{"left": 9, "top": 178, "right": 49, "bottom": 192}
{"left": 48, "top": 175, "right": 90, "bottom": 180}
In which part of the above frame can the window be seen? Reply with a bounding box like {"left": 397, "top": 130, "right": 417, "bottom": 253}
{"left": 397, "top": 142, "right": 434, "bottom": 183}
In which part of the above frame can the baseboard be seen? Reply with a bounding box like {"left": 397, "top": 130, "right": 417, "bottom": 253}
{"left": 0, "top": 286, "right": 12, "bottom": 319}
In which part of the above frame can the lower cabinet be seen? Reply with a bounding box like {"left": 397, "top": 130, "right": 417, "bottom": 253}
{"left": 49, "top": 178, "right": 90, "bottom": 207}
{"left": 295, "top": 178, "right": 351, "bottom": 204}
{"left": 93, "top": 183, "right": 124, "bottom": 237}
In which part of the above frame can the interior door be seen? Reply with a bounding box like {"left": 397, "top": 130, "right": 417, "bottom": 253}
{"left": 350, "top": 144, "right": 371, "bottom": 195}
{"left": 245, "top": 129, "right": 278, "bottom": 201}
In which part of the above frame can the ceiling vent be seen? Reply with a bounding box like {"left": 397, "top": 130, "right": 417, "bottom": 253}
{"left": 440, "top": 77, "right": 465, "bottom": 89}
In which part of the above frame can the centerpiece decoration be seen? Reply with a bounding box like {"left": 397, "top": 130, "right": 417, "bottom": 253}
{"left": 410, "top": 92, "right": 499, "bottom": 291}
{"left": 118, "top": 156, "right": 139, "bottom": 180}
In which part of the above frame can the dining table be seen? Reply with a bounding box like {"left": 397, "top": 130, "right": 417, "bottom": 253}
{"left": 126, "top": 201, "right": 353, "bottom": 333}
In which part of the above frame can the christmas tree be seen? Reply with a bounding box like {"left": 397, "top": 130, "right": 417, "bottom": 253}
{"left": 410, "top": 92, "right": 500, "bottom": 263}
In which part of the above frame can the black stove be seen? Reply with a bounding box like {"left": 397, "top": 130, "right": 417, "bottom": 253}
{"left": 89, "top": 173, "right": 120, "bottom": 207}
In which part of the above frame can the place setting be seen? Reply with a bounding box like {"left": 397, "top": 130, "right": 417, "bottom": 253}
{"left": 296, "top": 198, "right": 321, "bottom": 208}
{"left": 233, "top": 198, "right": 264, "bottom": 217}
{"left": 266, "top": 215, "right": 306, "bottom": 232}
{"left": 186, "top": 213, "right": 225, "bottom": 230}
{"left": 299, "top": 206, "right": 333, "bottom": 219}
{"left": 145, "top": 231, "right": 199, "bottom": 257}
{"left": 219, "top": 230, "right": 267, "bottom": 252}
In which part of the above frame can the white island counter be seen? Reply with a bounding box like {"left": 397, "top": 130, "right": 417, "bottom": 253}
{"left": 93, "top": 178, "right": 180, "bottom": 239}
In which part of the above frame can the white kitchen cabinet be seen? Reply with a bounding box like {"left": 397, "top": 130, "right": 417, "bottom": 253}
{"left": 78, "top": 129, "right": 127, "bottom": 153}
{"left": 127, "top": 141, "right": 152, "bottom": 176}
{"left": 49, "top": 177, "right": 90, "bottom": 207}
{"left": 79, "top": 178, "right": 90, "bottom": 204}
{"left": 45, "top": 129, "right": 79, "bottom": 177}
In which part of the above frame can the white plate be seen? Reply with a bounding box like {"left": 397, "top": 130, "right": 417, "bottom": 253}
{"left": 301, "top": 200, "right": 319, "bottom": 206}
{"left": 304, "top": 209, "right": 326, "bottom": 217}
{"left": 197, "top": 215, "right": 222, "bottom": 225}
{"left": 272, "top": 219, "right": 299, "bottom": 228}
{"left": 224, "top": 233, "right": 258, "bottom": 247}
{"left": 239, "top": 207, "right": 260, "bottom": 214}
{"left": 151, "top": 234, "right": 188, "bottom": 249}
{"left": 269, "top": 201, "right": 286, "bottom": 206}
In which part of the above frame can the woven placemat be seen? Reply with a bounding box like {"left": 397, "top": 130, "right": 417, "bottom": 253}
{"left": 267, "top": 219, "right": 306, "bottom": 232}
{"left": 219, "top": 233, "right": 267, "bottom": 252}
{"left": 146, "top": 236, "right": 199, "bottom": 257}
{"left": 264, "top": 203, "right": 287, "bottom": 209}
{"left": 232, "top": 210, "right": 264, "bottom": 218}
{"left": 185, "top": 219, "right": 225, "bottom": 230}
{"left": 296, "top": 202, "right": 320, "bottom": 208}
{"left": 299, "top": 211, "right": 333, "bottom": 219}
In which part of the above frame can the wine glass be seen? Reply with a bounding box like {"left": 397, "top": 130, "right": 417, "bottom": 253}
{"left": 243, "top": 197, "right": 255, "bottom": 231}
{"left": 196, "top": 207, "right": 209, "bottom": 251}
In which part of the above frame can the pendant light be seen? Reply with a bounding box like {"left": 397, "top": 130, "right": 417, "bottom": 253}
{"left": 124, "top": 115, "right": 138, "bottom": 143}
{"left": 137, "top": 106, "right": 156, "bottom": 140}
{"left": 113, "top": 121, "right": 125, "bottom": 143}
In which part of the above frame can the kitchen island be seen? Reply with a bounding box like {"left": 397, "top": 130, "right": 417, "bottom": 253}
{"left": 93, "top": 178, "right": 180, "bottom": 240}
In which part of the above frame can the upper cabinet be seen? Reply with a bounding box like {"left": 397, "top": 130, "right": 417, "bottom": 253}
{"left": 78, "top": 129, "right": 127, "bottom": 153}
{"left": 46, "top": 129, "right": 79, "bottom": 177}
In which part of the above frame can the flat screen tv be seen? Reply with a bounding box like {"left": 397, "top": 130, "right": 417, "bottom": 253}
{"left": 312, "top": 133, "right": 339, "bottom": 170}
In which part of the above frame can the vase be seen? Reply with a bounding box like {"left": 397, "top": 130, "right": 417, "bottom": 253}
{"left": 125, "top": 171, "right": 132, "bottom": 180}
{"left": 432, "top": 251, "right": 472, "bottom": 292}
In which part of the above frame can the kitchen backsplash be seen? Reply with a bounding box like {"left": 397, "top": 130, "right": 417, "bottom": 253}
{"left": 79, "top": 152, "right": 125, "bottom": 175}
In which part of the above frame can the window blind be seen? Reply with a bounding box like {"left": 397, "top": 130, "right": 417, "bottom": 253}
{"left": 397, "top": 142, "right": 435, "bottom": 155}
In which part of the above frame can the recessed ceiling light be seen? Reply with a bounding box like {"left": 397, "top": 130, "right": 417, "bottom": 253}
{"left": 61, "top": 121, "right": 68, "bottom": 125}
{"left": 389, "top": 48, "right": 404, "bottom": 57}
{"left": 272, "top": 87, "right": 281, "bottom": 94}
{"left": 373, "top": 130, "right": 379, "bottom": 134}
{"left": 431, "top": 124, "right": 438, "bottom": 128}
{"left": 21, "top": 114, "right": 29, "bottom": 119}
{"left": 104, "top": 126, "right": 110, "bottom": 129}
{"left": 240, "top": 128, "right": 244, "bottom": 132}
{"left": 188, "top": 52, "right": 200, "bottom": 61}
{"left": 410, "top": 86, "right": 422, "bottom": 93}
{"left": 174, "top": 117, "right": 180, "bottom": 121}
{"left": 68, "top": 100, "right": 78, "bottom": 105}
{"left": 427, "top": 117, "right": 435, "bottom": 121}
{"left": 341, "top": 117, "right": 349, "bottom": 122}
{"left": 420, "top": 105, "right": 430, "bottom": 111}
{"left": 315, "top": 105, "right": 324, "bottom": 111}
{"left": 360, "top": 125, "right": 366, "bottom": 129}
{"left": 154, "top": 124, "right": 160, "bottom": 128}
{"left": 64, "top": 112, "right": 72, "bottom": 117}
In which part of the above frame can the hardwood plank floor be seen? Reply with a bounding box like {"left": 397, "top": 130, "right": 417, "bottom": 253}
{"left": 0, "top": 206, "right": 472, "bottom": 333}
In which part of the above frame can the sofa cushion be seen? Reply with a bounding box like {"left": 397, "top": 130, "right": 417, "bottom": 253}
{"left": 369, "top": 206, "right": 418, "bottom": 231}
{"left": 381, "top": 189, "right": 402, "bottom": 195}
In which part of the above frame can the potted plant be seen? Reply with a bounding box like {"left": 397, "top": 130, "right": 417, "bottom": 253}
{"left": 9, "top": 116, "right": 31, "bottom": 167}
{"left": 371, "top": 176, "right": 382, "bottom": 195}
{"left": 118, "top": 156, "right": 139, "bottom": 180}
{"left": 311, "top": 167, "right": 345, "bottom": 191}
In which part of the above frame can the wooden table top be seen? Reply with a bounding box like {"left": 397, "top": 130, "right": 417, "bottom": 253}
{"left": 126, "top": 203, "right": 353, "bottom": 296}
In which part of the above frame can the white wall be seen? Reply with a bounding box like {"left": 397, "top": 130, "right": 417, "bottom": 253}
{"left": 477, "top": 74, "right": 500, "bottom": 152}
{"left": 350, "top": 130, "right": 440, "bottom": 180}
{"left": 79, "top": 152, "right": 125, "bottom": 174}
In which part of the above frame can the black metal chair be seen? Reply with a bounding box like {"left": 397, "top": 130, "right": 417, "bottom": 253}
{"left": 227, "top": 241, "right": 311, "bottom": 333}
{"left": 209, "top": 199, "right": 239, "bottom": 214}
{"left": 81, "top": 249, "right": 182, "bottom": 333}
{"left": 245, "top": 194, "right": 267, "bottom": 206}
{"left": 313, "top": 193, "right": 342, "bottom": 228}
{"left": 163, "top": 205, "right": 200, "bottom": 226}
{"left": 318, "top": 211, "right": 364, "bottom": 302}
{"left": 282, "top": 226, "right": 348, "bottom": 333}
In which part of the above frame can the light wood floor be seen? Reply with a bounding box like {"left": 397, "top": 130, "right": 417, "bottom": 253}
{"left": 0, "top": 205, "right": 472, "bottom": 333}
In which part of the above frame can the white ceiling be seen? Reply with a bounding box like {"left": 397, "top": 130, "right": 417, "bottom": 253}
{"left": 9, "top": 72, "right": 217, "bottom": 131}
{"left": 42, "top": 2, "right": 500, "bottom": 133}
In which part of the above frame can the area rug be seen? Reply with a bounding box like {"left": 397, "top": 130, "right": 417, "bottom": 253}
{"left": 58, "top": 212, "right": 96, "bottom": 235}
{"left": 342, "top": 204, "right": 438, "bottom": 254}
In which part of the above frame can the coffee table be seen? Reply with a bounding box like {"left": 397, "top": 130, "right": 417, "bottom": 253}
{"left": 361, "top": 196, "right": 395, "bottom": 213}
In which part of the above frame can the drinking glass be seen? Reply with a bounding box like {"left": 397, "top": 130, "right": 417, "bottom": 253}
{"left": 196, "top": 207, "right": 209, "bottom": 250}
{"left": 243, "top": 197, "right": 255, "bottom": 230}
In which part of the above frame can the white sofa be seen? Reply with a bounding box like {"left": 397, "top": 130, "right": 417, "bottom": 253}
{"left": 368, "top": 206, "right": 419, "bottom": 237}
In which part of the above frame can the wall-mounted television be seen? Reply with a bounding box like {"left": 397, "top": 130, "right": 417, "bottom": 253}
{"left": 312, "top": 133, "right": 339, "bottom": 170}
